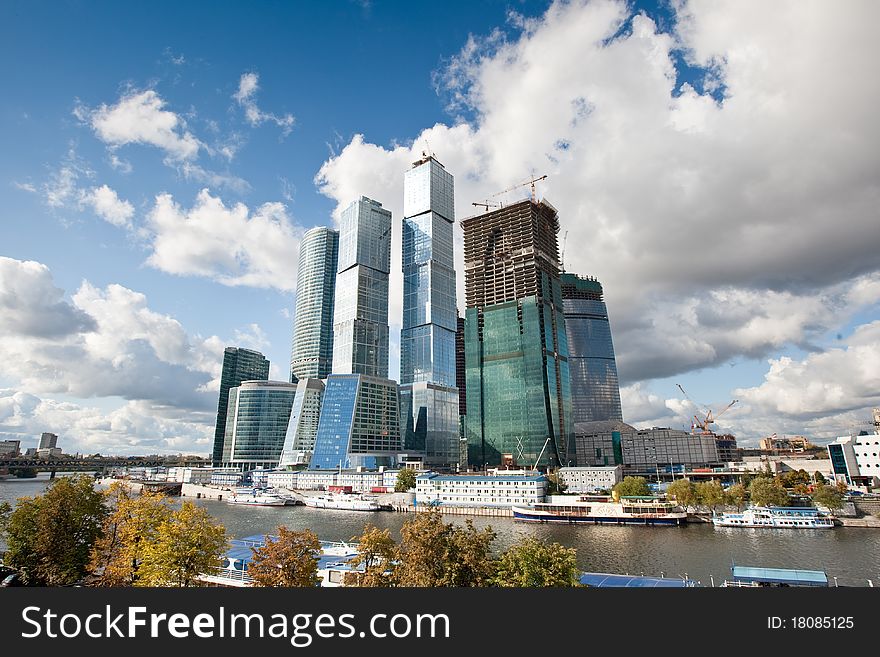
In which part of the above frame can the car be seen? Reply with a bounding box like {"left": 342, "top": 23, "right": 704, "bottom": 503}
{"left": 1, "top": 572, "right": 23, "bottom": 587}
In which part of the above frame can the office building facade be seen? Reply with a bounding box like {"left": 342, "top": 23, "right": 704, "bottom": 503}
{"left": 212, "top": 347, "right": 270, "bottom": 466}
{"left": 278, "top": 378, "right": 325, "bottom": 467}
{"left": 39, "top": 432, "right": 58, "bottom": 450}
{"left": 462, "top": 198, "right": 573, "bottom": 469}
{"left": 332, "top": 197, "right": 392, "bottom": 378}
{"left": 222, "top": 380, "right": 297, "bottom": 471}
{"left": 399, "top": 154, "right": 461, "bottom": 470}
{"left": 561, "top": 273, "right": 623, "bottom": 424}
{"left": 289, "top": 227, "right": 339, "bottom": 383}
{"left": 828, "top": 430, "right": 880, "bottom": 487}
{"left": 309, "top": 374, "right": 402, "bottom": 471}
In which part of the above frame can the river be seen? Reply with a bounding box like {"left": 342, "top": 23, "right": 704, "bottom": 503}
{"left": 3, "top": 473, "right": 879, "bottom": 586}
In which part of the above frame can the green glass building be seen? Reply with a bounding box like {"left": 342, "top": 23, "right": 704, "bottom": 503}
{"left": 212, "top": 346, "right": 270, "bottom": 466}
{"left": 462, "top": 198, "right": 573, "bottom": 469}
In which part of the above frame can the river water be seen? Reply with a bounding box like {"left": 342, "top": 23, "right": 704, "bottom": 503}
{"left": 3, "top": 474, "right": 879, "bottom": 586}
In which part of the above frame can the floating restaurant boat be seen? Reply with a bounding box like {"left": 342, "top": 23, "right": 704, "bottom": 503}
{"left": 712, "top": 505, "right": 835, "bottom": 529}
{"left": 302, "top": 491, "right": 380, "bottom": 512}
{"left": 512, "top": 495, "right": 687, "bottom": 526}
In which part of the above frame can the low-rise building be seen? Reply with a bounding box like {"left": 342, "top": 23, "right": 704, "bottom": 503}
{"left": 167, "top": 467, "right": 217, "bottom": 484}
{"left": 210, "top": 469, "right": 244, "bottom": 487}
{"left": 827, "top": 432, "right": 880, "bottom": 487}
{"left": 558, "top": 465, "right": 623, "bottom": 493}
{"left": 415, "top": 472, "right": 547, "bottom": 508}
{"left": 0, "top": 439, "right": 20, "bottom": 456}
{"left": 36, "top": 447, "right": 63, "bottom": 458}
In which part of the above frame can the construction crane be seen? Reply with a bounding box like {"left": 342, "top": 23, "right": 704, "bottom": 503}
{"left": 676, "top": 383, "right": 738, "bottom": 435}
{"left": 490, "top": 174, "right": 548, "bottom": 203}
{"left": 560, "top": 230, "right": 569, "bottom": 272}
{"left": 471, "top": 201, "right": 501, "bottom": 211}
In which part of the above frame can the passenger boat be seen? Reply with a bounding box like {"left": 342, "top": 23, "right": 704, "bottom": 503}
{"left": 512, "top": 495, "right": 687, "bottom": 526}
{"left": 227, "top": 488, "right": 293, "bottom": 506}
{"left": 302, "top": 492, "right": 380, "bottom": 511}
{"left": 712, "top": 505, "right": 835, "bottom": 529}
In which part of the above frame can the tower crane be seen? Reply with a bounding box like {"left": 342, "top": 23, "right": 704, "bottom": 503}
{"left": 560, "top": 230, "right": 569, "bottom": 272}
{"left": 490, "top": 174, "right": 548, "bottom": 203}
{"left": 675, "top": 383, "right": 738, "bottom": 435}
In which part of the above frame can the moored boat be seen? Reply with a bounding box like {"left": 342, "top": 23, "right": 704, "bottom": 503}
{"left": 303, "top": 491, "right": 380, "bottom": 512}
{"left": 712, "top": 505, "right": 835, "bottom": 529}
{"left": 227, "top": 488, "right": 293, "bottom": 506}
{"left": 512, "top": 495, "right": 687, "bottom": 526}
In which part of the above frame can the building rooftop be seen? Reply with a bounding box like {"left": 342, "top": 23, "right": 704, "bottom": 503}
{"left": 579, "top": 572, "right": 698, "bottom": 588}
{"left": 731, "top": 566, "right": 828, "bottom": 587}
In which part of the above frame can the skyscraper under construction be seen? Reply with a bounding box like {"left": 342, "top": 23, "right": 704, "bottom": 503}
{"left": 461, "top": 198, "right": 573, "bottom": 469}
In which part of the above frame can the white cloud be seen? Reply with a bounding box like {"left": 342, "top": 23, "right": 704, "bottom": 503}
{"left": 80, "top": 89, "right": 202, "bottom": 162}
{"left": 315, "top": 0, "right": 880, "bottom": 389}
{"left": 12, "top": 181, "right": 37, "bottom": 193}
{"left": 234, "top": 72, "right": 295, "bottom": 136}
{"left": 233, "top": 323, "right": 270, "bottom": 352}
{"left": 78, "top": 184, "right": 135, "bottom": 228}
{"left": 145, "top": 188, "right": 302, "bottom": 291}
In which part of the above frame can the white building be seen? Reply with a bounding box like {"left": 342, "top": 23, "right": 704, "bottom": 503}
{"left": 828, "top": 432, "right": 880, "bottom": 487}
{"left": 558, "top": 466, "right": 623, "bottom": 493}
{"left": 211, "top": 469, "right": 244, "bottom": 487}
{"left": 167, "top": 467, "right": 217, "bottom": 484}
{"left": 415, "top": 472, "right": 547, "bottom": 508}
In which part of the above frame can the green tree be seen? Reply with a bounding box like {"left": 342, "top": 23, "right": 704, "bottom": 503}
{"left": 748, "top": 477, "right": 789, "bottom": 507}
{"left": 248, "top": 527, "right": 322, "bottom": 587}
{"left": 813, "top": 471, "right": 827, "bottom": 485}
{"left": 89, "top": 485, "right": 173, "bottom": 586}
{"left": 811, "top": 484, "right": 845, "bottom": 512}
{"left": 778, "top": 469, "right": 811, "bottom": 488}
{"left": 393, "top": 511, "right": 496, "bottom": 587}
{"left": 347, "top": 524, "right": 397, "bottom": 587}
{"left": 0, "top": 501, "right": 10, "bottom": 536}
{"left": 137, "top": 502, "right": 227, "bottom": 587}
{"left": 666, "top": 479, "right": 697, "bottom": 512}
{"left": 546, "top": 471, "right": 568, "bottom": 495}
{"left": 493, "top": 537, "right": 580, "bottom": 587}
{"left": 724, "top": 483, "right": 748, "bottom": 510}
{"left": 612, "top": 476, "right": 650, "bottom": 499}
{"left": 395, "top": 468, "right": 417, "bottom": 492}
{"left": 695, "top": 480, "right": 726, "bottom": 513}
{"left": 4, "top": 475, "right": 107, "bottom": 586}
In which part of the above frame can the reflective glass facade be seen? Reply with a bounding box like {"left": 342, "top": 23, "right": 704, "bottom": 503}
{"left": 309, "top": 374, "right": 401, "bottom": 470}
{"left": 399, "top": 382, "right": 461, "bottom": 469}
{"left": 289, "top": 227, "right": 338, "bottom": 383}
{"left": 561, "top": 273, "right": 623, "bottom": 424}
{"left": 223, "top": 381, "right": 297, "bottom": 470}
{"left": 212, "top": 347, "right": 270, "bottom": 466}
{"left": 279, "top": 378, "right": 325, "bottom": 467}
{"left": 332, "top": 197, "right": 391, "bottom": 378}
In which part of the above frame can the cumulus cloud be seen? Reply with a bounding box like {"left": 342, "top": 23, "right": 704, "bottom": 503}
{"left": 234, "top": 72, "right": 295, "bottom": 136}
{"left": 145, "top": 188, "right": 302, "bottom": 291}
{"left": 314, "top": 0, "right": 880, "bottom": 395}
{"left": 78, "top": 184, "right": 135, "bottom": 228}
{"left": 79, "top": 89, "right": 201, "bottom": 162}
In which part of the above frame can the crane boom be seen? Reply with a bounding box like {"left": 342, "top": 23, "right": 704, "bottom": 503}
{"left": 489, "top": 174, "right": 548, "bottom": 202}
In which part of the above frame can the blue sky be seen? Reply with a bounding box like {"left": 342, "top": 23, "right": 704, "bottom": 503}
{"left": 2, "top": 0, "right": 878, "bottom": 454}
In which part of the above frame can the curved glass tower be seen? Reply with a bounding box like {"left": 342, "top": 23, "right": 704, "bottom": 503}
{"left": 561, "top": 273, "right": 623, "bottom": 424}
{"left": 289, "top": 227, "right": 339, "bottom": 383}
{"left": 222, "top": 380, "right": 297, "bottom": 470}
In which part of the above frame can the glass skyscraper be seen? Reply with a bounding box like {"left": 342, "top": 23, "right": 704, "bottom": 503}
{"left": 462, "top": 199, "right": 573, "bottom": 469}
{"left": 398, "top": 154, "right": 461, "bottom": 470}
{"left": 309, "top": 374, "right": 401, "bottom": 470}
{"left": 561, "top": 273, "right": 624, "bottom": 424}
{"left": 221, "top": 380, "right": 297, "bottom": 470}
{"left": 289, "top": 227, "right": 338, "bottom": 383}
{"left": 212, "top": 347, "right": 270, "bottom": 466}
{"left": 279, "top": 378, "right": 325, "bottom": 467}
{"left": 332, "top": 197, "right": 392, "bottom": 378}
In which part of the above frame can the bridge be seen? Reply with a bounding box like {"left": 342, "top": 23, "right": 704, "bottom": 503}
{"left": 0, "top": 457, "right": 209, "bottom": 477}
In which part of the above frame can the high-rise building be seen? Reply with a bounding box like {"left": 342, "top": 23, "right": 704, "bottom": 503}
{"left": 289, "top": 227, "right": 339, "bottom": 383}
{"left": 398, "top": 154, "right": 461, "bottom": 470}
{"left": 309, "top": 374, "right": 402, "bottom": 470}
{"left": 39, "top": 432, "right": 58, "bottom": 449}
{"left": 332, "top": 197, "right": 392, "bottom": 378}
{"left": 455, "top": 315, "right": 466, "bottom": 417}
{"left": 212, "top": 347, "right": 270, "bottom": 466}
{"left": 222, "top": 380, "right": 297, "bottom": 471}
{"left": 462, "top": 198, "right": 573, "bottom": 469}
{"left": 279, "top": 378, "right": 325, "bottom": 467}
{"left": 561, "top": 273, "right": 623, "bottom": 424}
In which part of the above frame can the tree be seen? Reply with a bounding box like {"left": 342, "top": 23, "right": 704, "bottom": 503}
{"left": 835, "top": 480, "right": 849, "bottom": 494}
{"left": 493, "top": 537, "right": 580, "bottom": 587}
{"left": 811, "top": 484, "right": 844, "bottom": 512}
{"left": 347, "top": 524, "right": 397, "bottom": 587}
{"left": 724, "top": 483, "right": 748, "bottom": 510}
{"left": 137, "top": 502, "right": 227, "bottom": 587}
{"left": 546, "top": 471, "right": 568, "bottom": 495}
{"left": 748, "top": 477, "right": 789, "bottom": 507}
{"left": 4, "top": 475, "right": 107, "bottom": 586}
{"left": 813, "top": 471, "right": 827, "bottom": 485}
{"left": 248, "top": 527, "right": 322, "bottom": 587}
{"left": 612, "top": 476, "right": 650, "bottom": 499}
{"left": 0, "top": 501, "right": 10, "bottom": 536}
{"left": 666, "top": 479, "right": 697, "bottom": 512}
{"left": 89, "top": 485, "right": 173, "bottom": 586}
{"left": 393, "top": 511, "right": 496, "bottom": 587}
{"left": 395, "top": 468, "right": 417, "bottom": 492}
{"left": 777, "top": 469, "right": 811, "bottom": 489}
{"left": 695, "top": 480, "right": 726, "bottom": 513}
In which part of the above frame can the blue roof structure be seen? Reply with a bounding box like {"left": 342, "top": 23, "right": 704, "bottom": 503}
{"left": 579, "top": 572, "right": 698, "bottom": 588}
{"left": 731, "top": 566, "right": 828, "bottom": 587}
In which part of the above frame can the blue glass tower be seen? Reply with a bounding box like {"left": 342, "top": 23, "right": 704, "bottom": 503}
{"left": 399, "top": 154, "right": 461, "bottom": 470}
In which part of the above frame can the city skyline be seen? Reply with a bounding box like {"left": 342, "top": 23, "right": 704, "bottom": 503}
{"left": 1, "top": 0, "right": 879, "bottom": 456}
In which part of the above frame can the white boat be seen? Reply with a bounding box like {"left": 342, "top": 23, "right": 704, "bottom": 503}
{"left": 712, "top": 505, "right": 835, "bottom": 529}
{"left": 303, "top": 492, "right": 380, "bottom": 512}
{"left": 512, "top": 495, "right": 687, "bottom": 526}
{"left": 227, "top": 489, "right": 292, "bottom": 507}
